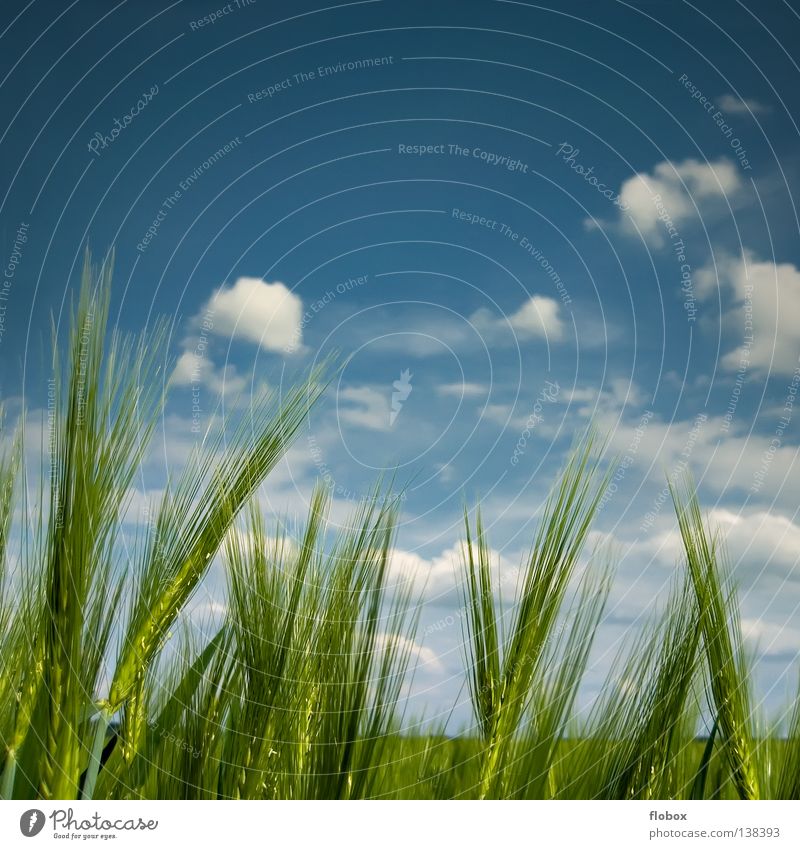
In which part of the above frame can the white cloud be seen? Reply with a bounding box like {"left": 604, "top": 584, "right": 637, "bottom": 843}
{"left": 476, "top": 377, "right": 641, "bottom": 438}
{"left": 376, "top": 633, "right": 443, "bottom": 673}
{"left": 121, "top": 485, "right": 165, "bottom": 528}
{"left": 360, "top": 316, "right": 470, "bottom": 358}
{"left": 740, "top": 619, "right": 800, "bottom": 657}
{"left": 437, "top": 381, "right": 487, "bottom": 398}
{"left": 717, "top": 93, "right": 771, "bottom": 115}
{"left": 588, "top": 506, "right": 800, "bottom": 640}
{"left": 471, "top": 295, "right": 565, "bottom": 343}
{"left": 168, "top": 276, "right": 300, "bottom": 406}
{"left": 172, "top": 350, "right": 200, "bottom": 384}
{"left": 338, "top": 385, "right": 392, "bottom": 431}
{"left": 508, "top": 295, "right": 566, "bottom": 340}
{"left": 696, "top": 251, "right": 800, "bottom": 376}
{"left": 705, "top": 508, "right": 800, "bottom": 587}
{"left": 481, "top": 403, "right": 517, "bottom": 427}
{"left": 617, "top": 158, "right": 743, "bottom": 245}
{"left": 434, "top": 462, "right": 458, "bottom": 483}
{"left": 171, "top": 351, "right": 249, "bottom": 397}
{"left": 388, "top": 543, "right": 521, "bottom": 602}
{"left": 484, "top": 375, "right": 641, "bottom": 431}
{"left": 562, "top": 377, "right": 645, "bottom": 415}
{"left": 202, "top": 276, "right": 303, "bottom": 352}
{"left": 550, "top": 397, "right": 800, "bottom": 511}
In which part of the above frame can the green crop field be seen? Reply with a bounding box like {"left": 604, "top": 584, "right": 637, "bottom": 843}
{"left": 1, "top": 258, "right": 798, "bottom": 801}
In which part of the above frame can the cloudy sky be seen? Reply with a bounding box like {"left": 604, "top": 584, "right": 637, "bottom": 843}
{"left": 2, "top": 0, "right": 800, "bottom": 727}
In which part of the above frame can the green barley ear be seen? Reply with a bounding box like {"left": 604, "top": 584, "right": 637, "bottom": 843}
{"left": 1, "top": 405, "right": 51, "bottom": 800}
{"left": 224, "top": 484, "right": 329, "bottom": 799}
{"left": 219, "top": 483, "right": 414, "bottom": 800}
{"left": 511, "top": 555, "right": 612, "bottom": 799}
{"left": 0, "top": 410, "right": 20, "bottom": 589}
{"left": 691, "top": 717, "right": 719, "bottom": 800}
{"left": 302, "top": 486, "right": 415, "bottom": 800}
{"left": 671, "top": 477, "right": 760, "bottom": 800}
{"left": 601, "top": 574, "right": 701, "bottom": 800}
{"left": 108, "top": 358, "right": 331, "bottom": 717}
{"left": 13, "top": 250, "right": 169, "bottom": 799}
{"left": 459, "top": 506, "right": 501, "bottom": 740}
{"left": 462, "top": 429, "right": 610, "bottom": 799}
{"left": 777, "top": 677, "right": 800, "bottom": 799}
{"left": 0, "top": 416, "right": 23, "bottom": 799}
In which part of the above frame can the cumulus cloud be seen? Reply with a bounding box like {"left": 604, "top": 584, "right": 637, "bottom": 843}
{"left": 707, "top": 508, "right": 800, "bottom": 587}
{"left": 590, "top": 506, "right": 800, "bottom": 637}
{"left": 696, "top": 251, "right": 800, "bottom": 376}
{"left": 437, "top": 381, "right": 487, "bottom": 398}
{"left": 476, "top": 377, "right": 642, "bottom": 440}
{"left": 172, "top": 350, "right": 248, "bottom": 396}
{"left": 338, "top": 385, "right": 393, "bottom": 431}
{"left": 740, "top": 619, "right": 800, "bottom": 657}
{"left": 388, "top": 543, "right": 521, "bottom": 602}
{"left": 203, "top": 276, "right": 303, "bottom": 352}
{"left": 376, "top": 633, "right": 443, "bottom": 672}
{"left": 168, "top": 276, "right": 301, "bottom": 406}
{"left": 617, "top": 158, "right": 743, "bottom": 245}
{"left": 563, "top": 377, "right": 645, "bottom": 415}
{"left": 121, "top": 485, "right": 166, "bottom": 527}
{"left": 471, "top": 295, "right": 565, "bottom": 343}
{"left": 717, "top": 93, "right": 771, "bottom": 115}
{"left": 508, "top": 295, "right": 566, "bottom": 339}
{"left": 600, "top": 408, "right": 800, "bottom": 500}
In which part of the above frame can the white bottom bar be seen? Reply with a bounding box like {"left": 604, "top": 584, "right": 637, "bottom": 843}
{"left": 1, "top": 800, "right": 798, "bottom": 848}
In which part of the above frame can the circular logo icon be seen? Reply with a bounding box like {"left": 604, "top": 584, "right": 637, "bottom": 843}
{"left": 19, "top": 809, "right": 46, "bottom": 837}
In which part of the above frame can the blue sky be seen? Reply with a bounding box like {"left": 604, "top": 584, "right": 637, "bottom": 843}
{"left": 2, "top": 0, "right": 800, "bottom": 728}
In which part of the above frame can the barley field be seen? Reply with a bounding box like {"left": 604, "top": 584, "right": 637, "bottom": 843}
{"left": 0, "top": 260, "right": 797, "bottom": 801}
